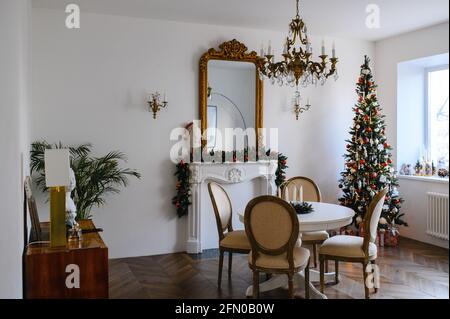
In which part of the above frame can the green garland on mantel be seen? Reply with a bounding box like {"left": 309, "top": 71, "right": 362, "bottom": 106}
{"left": 172, "top": 152, "right": 288, "bottom": 217}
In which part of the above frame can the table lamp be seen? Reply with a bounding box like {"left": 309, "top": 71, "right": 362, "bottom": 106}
{"left": 44, "top": 149, "right": 71, "bottom": 247}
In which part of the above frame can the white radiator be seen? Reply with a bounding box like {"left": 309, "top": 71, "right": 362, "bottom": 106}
{"left": 426, "top": 192, "right": 449, "bottom": 240}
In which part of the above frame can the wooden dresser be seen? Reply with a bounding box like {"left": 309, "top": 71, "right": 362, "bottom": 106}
{"left": 24, "top": 220, "right": 109, "bottom": 299}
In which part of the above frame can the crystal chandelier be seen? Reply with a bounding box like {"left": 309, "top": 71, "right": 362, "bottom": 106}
{"left": 257, "top": 0, "right": 339, "bottom": 88}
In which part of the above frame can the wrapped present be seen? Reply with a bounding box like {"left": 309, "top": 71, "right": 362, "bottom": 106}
{"left": 340, "top": 226, "right": 356, "bottom": 236}
{"left": 384, "top": 225, "right": 399, "bottom": 247}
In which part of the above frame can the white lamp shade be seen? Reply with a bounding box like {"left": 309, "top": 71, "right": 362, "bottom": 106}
{"left": 44, "top": 149, "right": 71, "bottom": 187}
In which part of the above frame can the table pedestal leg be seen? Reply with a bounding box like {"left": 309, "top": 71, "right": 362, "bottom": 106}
{"left": 245, "top": 270, "right": 337, "bottom": 299}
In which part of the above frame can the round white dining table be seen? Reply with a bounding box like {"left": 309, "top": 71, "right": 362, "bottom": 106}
{"left": 238, "top": 201, "right": 355, "bottom": 299}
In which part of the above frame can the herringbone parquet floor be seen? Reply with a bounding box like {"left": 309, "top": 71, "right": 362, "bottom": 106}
{"left": 109, "top": 237, "right": 449, "bottom": 299}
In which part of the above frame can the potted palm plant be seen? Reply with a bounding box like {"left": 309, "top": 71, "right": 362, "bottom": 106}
{"left": 30, "top": 141, "right": 141, "bottom": 220}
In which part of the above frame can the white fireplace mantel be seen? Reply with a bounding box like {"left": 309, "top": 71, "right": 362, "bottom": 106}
{"left": 186, "top": 161, "right": 278, "bottom": 254}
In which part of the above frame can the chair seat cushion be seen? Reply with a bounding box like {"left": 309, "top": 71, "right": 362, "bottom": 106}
{"left": 220, "top": 230, "right": 251, "bottom": 251}
{"left": 319, "top": 235, "right": 377, "bottom": 259}
{"left": 301, "top": 231, "right": 329, "bottom": 242}
{"left": 248, "top": 246, "right": 310, "bottom": 270}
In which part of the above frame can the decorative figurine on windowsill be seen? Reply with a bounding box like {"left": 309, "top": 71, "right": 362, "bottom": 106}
{"left": 66, "top": 168, "right": 82, "bottom": 242}
{"left": 399, "top": 163, "right": 413, "bottom": 176}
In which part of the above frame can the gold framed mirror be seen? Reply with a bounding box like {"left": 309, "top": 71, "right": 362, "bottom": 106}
{"left": 199, "top": 39, "right": 263, "bottom": 152}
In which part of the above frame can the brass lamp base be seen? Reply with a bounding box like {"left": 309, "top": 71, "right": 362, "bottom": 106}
{"left": 50, "top": 186, "right": 67, "bottom": 247}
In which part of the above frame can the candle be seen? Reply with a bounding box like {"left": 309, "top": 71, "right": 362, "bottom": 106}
{"left": 292, "top": 186, "right": 298, "bottom": 202}
{"left": 284, "top": 186, "right": 290, "bottom": 202}
{"left": 300, "top": 186, "right": 304, "bottom": 203}
{"left": 332, "top": 42, "right": 336, "bottom": 58}
{"left": 268, "top": 41, "right": 272, "bottom": 55}
{"left": 321, "top": 40, "right": 325, "bottom": 56}
{"left": 260, "top": 42, "right": 265, "bottom": 57}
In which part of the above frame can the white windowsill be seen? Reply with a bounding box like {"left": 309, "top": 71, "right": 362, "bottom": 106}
{"left": 398, "top": 175, "right": 449, "bottom": 184}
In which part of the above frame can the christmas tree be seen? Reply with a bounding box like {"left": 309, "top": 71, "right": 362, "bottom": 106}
{"left": 338, "top": 56, "right": 407, "bottom": 230}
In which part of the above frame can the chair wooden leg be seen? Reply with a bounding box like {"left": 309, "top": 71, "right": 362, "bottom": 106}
{"left": 325, "top": 260, "right": 329, "bottom": 273}
{"left": 288, "top": 273, "right": 294, "bottom": 299}
{"left": 253, "top": 271, "right": 260, "bottom": 299}
{"left": 363, "top": 262, "right": 370, "bottom": 299}
{"left": 265, "top": 273, "right": 272, "bottom": 280}
{"left": 305, "top": 261, "right": 310, "bottom": 299}
{"left": 335, "top": 260, "right": 339, "bottom": 284}
{"left": 371, "top": 260, "right": 378, "bottom": 293}
{"left": 312, "top": 244, "right": 317, "bottom": 268}
{"left": 228, "top": 252, "right": 233, "bottom": 277}
{"left": 218, "top": 250, "right": 224, "bottom": 288}
{"left": 319, "top": 257, "right": 325, "bottom": 294}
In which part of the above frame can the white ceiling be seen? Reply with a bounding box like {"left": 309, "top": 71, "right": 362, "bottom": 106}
{"left": 32, "top": 0, "right": 449, "bottom": 41}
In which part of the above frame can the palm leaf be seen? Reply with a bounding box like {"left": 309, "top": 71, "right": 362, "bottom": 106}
{"left": 30, "top": 141, "right": 140, "bottom": 220}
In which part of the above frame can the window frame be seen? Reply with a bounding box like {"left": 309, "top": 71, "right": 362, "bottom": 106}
{"left": 424, "top": 64, "right": 449, "bottom": 162}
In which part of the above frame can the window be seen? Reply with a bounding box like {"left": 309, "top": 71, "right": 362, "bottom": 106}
{"left": 427, "top": 67, "right": 449, "bottom": 167}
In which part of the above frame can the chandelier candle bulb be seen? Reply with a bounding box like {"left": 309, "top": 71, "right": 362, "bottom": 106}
{"left": 321, "top": 40, "right": 325, "bottom": 56}
{"left": 332, "top": 42, "right": 336, "bottom": 58}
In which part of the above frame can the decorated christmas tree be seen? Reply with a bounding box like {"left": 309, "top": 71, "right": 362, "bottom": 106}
{"left": 339, "top": 56, "right": 407, "bottom": 230}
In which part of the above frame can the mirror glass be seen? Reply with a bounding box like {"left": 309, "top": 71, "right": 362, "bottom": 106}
{"left": 206, "top": 60, "right": 256, "bottom": 152}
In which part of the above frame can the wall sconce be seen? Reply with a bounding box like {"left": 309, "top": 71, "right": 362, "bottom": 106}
{"left": 293, "top": 91, "right": 311, "bottom": 120}
{"left": 147, "top": 92, "right": 168, "bottom": 119}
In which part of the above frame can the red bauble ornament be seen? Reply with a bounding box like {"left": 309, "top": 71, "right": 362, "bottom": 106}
{"left": 371, "top": 172, "right": 378, "bottom": 178}
{"left": 387, "top": 159, "right": 393, "bottom": 164}
{"left": 371, "top": 184, "right": 377, "bottom": 190}
{"left": 360, "top": 159, "right": 365, "bottom": 165}
{"left": 366, "top": 127, "right": 372, "bottom": 132}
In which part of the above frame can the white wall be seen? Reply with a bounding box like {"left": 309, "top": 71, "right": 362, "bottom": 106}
{"left": 31, "top": 8, "right": 374, "bottom": 258}
{"left": 376, "top": 23, "right": 449, "bottom": 248}
{"left": 397, "top": 177, "right": 448, "bottom": 249}
{"left": 0, "top": 0, "right": 31, "bottom": 299}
